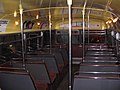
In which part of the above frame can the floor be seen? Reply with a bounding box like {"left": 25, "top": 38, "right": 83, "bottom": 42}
{"left": 57, "top": 64, "right": 79, "bottom": 90}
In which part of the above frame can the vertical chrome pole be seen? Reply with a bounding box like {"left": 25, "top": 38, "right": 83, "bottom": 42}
{"left": 49, "top": 0, "right": 52, "bottom": 54}
{"left": 24, "top": 33, "right": 26, "bottom": 53}
{"left": 82, "top": 0, "right": 87, "bottom": 61}
{"left": 37, "top": 35, "right": 40, "bottom": 50}
{"left": 49, "top": 9, "right": 52, "bottom": 54}
{"left": 87, "top": 12, "right": 90, "bottom": 44}
{"left": 111, "top": 31, "right": 114, "bottom": 47}
{"left": 87, "top": 0, "right": 94, "bottom": 44}
{"left": 28, "top": 34, "right": 31, "bottom": 51}
{"left": 67, "top": 0, "right": 72, "bottom": 89}
{"left": 62, "top": 16, "right": 65, "bottom": 30}
{"left": 19, "top": 0, "right": 25, "bottom": 67}
{"left": 116, "top": 39, "right": 118, "bottom": 57}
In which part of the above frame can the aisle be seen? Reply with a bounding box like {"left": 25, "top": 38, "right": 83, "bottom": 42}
{"left": 57, "top": 64, "right": 79, "bottom": 90}
{"left": 57, "top": 74, "right": 68, "bottom": 90}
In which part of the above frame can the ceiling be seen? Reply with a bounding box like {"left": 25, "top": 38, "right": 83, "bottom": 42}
{"left": 0, "top": 0, "right": 119, "bottom": 23}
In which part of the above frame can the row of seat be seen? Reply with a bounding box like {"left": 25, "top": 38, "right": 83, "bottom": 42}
{"left": 0, "top": 67, "right": 36, "bottom": 90}
{"left": 0, "top": 47, "right": 68, "bottom": 90}
{"left": 73, "top": 43, "right": 120, "bottom": 90}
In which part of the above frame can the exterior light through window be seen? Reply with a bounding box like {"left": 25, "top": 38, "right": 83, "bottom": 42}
{"left": 14, "top": 10, "right": 17, "bottom": 17}
{"left": 36, "top": 15, "right": 39, "bottom": 19}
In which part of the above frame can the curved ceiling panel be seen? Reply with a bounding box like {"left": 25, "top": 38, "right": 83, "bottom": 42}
{"left": 0, "top": 0, "right": 119, "bottom": 31}
{"left": 0, "top": 0, "right": 116, "bottom": 16}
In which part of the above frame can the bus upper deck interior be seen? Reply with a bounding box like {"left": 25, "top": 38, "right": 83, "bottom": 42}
{"left": 0, "top": 0, "right": 120, "bottom": 90}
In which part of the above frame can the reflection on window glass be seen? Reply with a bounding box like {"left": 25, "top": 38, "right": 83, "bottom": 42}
{"left": 72, "top": 35, "right": 79, "bottom": 44}
{"left": 57, "top": 35, "right": 68, "bottom": 44}
{"left": 57, "top": 34, "right": 79, "bottom": 44}
{"left": 88, "top": 35, "right": 105, "bottom": 43}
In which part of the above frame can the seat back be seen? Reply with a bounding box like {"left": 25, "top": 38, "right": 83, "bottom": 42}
{"left": 27, "top": 54, "right": 59, "bottom": 73}
{"left": 73, "top": 76, "right": 120, "bottom": 90}
{"left": 79, "top": 64, "right": 120, "bottom": 72}
{"left": 60, "top": 48, "right": 68, "bottom": 64}
{"left": 26, "top": 63, "right": 50, "bottom": 83}
{"left": 0, "top": 70, "right": 36, "bottom": 90}
{"left": 53, "top": 51, "right": 64, "bottom": 66}
{"left": 11, "top": 61, "right": 51, "bottom": 83}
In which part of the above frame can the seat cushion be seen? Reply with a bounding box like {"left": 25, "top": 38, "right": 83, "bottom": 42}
{"left": 35, "top": 82, "right": 48, "bottom": 90}
{"left": 49, "top": 72, "right": 56, "bottom": 83}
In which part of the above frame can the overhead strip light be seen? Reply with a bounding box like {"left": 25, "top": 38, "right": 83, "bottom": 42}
{"left": 67, "top": 0, "right": 72, "bottom": 5}
{"left": 106, "top": 21, "right": 109, "bottom": 24}
{"left": 106, "top": 20, "right": 112, "bottom": 24}
{"left": 113, "top": 17, "right": 118, "bottom": 23}
{"left": 108, "top": 20, "right": 112, "bottom": 24}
